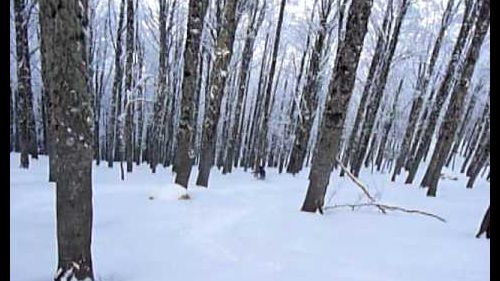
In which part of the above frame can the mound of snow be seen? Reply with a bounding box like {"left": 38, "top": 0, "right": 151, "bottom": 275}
{"left": 149, "top": 183, "right": 190, "bottom": 201}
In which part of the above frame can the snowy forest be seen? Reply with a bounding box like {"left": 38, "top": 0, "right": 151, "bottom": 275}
{"left": 10, "top": 0, "right": 489, "bottom": 280}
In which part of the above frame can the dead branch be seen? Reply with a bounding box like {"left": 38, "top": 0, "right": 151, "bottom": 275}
{"left": 324, "top": 203, "right": 447, "bottom": 223}
{"left": 331, "top": 157, "right": 446, "bottom": 223}
{"left": 335, "top": 157, "right": 386, "bottom": 214}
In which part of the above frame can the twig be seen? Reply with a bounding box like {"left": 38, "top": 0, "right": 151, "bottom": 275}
{"left": 335, "top": 157, "right": 386, "bottom": 214}
{"left": 324, "top": 203, "right": 446, "bottom": 223}
{"left": 332, "top": 157, "right": 446, "bottom": 222}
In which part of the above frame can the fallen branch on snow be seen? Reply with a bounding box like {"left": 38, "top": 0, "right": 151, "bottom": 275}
{"left": 330, "top": 157, "right": 446, "bottom": 223}
{"left": 324, "top": 203, "right": 447, "bottom": 223}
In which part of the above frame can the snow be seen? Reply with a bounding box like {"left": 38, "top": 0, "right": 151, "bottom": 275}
{"left": 10, "top": 153, "right": 489, "bottom": 281}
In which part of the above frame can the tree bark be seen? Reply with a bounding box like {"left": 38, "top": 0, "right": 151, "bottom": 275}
{"left": 124, "top": 0, "right": 135, "bottom": 172}
{"left": 302, "top": 0, "right": 373, "bottom": 213}
{"left": 424, "top": 0, "right": 489, "bottom": 196}
{"left": 197, "top": 0, "right": 240, "bottom": 187}
{"left": 40, "top": 0, "right": 95, "bottom": 279}
{"left": 175, "top": 0, "right": 209, "bottom": 188}
{"left": 14, "top": 0, "right": 38, "bottom": 168}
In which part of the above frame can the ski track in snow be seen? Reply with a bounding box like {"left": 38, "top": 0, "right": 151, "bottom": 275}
{"left": 10, "top": 153, "right": 489, "bottom": 281}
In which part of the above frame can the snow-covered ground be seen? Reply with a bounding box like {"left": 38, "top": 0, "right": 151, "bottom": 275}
{"left": 10, "top": 153, "right": 489, "bottom": 281}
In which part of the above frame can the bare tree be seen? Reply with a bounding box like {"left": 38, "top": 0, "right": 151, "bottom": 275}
{"left": 14, "top": 0, "right": 38, "bottom": 168}
{"left": 175, "top": 0, "right": 210, "bottom": 188}
{"left": 40, "top": 0, "right": 95, "bottom": 279}
{"left": 422, "top": 0, "right": 489, "bottom": 196}
{"left": 405, "top": 0, "right": 477, "bottom": 184}
{"left": 302, "top": 0, "right": 373, "bottom": 213}
{"left": 196, "top": 0, "right": 241, "bottom": 187}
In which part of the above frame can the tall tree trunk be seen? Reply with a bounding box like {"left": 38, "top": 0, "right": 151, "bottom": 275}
{"left": 175, "top": 0, "right": 209, "bottom": 188}
{"left": 196, "top": 0, "right": 240, "bottom": 187}
{"left": 446, "top": 83, "right": 481, "bottom": 167}
{"left": 340, "top": 0, "right": 393, "bottom": 176}
{"left": 40, "top": 0, "right": 95, "bottom": 279}
{"left": 392, "top": 0, "right": 456, "bottom": 181}
{"left": 124, "top": 0, "right": 135, "bottom": 172}
{"left": 287, "top": 0, "right": 333, "bottom": 175}
{"left": 405, "top": 0, "right": 476, "bottom": 184}
{"left": 107, "top": 0, "right": 126, "bottom": 167}
{"left": 10, "top": 83, "right": 14, "bottom": 152}
{"left": 225, "top": 1, "right": 265, "bottom": 171}
{"left": 302, "top": 0, "right": 373, "bottom": 213}
{"left": 14, "top": 0, "right": 38, "bottom": 168}
{"left": 350, "top": 0, "right": 410, "bottom": 177}
{"left": 375, "top": 79, "right": 403, "bottom": 171}
{"left": 423, "top": 0, "right": 489, "bottom": 196}
{"left": 255, "top": 0, "right": 287, "bottom": 169}
{"left": 462, "top": 102, "right": 488, "bottom": 173}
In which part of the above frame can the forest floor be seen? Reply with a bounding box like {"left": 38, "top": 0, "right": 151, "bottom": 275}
{"left": 10, "top": 153, "right": 489, "bottom": 281}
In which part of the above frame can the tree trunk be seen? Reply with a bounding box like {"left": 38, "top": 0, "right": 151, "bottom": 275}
{"left": 302, "top": 0, "right": 373, "bottom": 213}
{"left": 287, "top": 0, "right": 333, "bottom": 175}
{"left": 423, "top": 0, "right": 489, "bottom": 196}
{"left": 446, "top": 84, "right": 480, "bottom": 167}
{"left": 376, "top": 79, "right": 403, "bottom": 171}
{"left": 14, "top": 0, "right": 38, "bottom": 168}
{"left": 124, "top": 0, "right": 135, "bottom": 172}
{"left": 405, "top": 0, "right": 476, "bottom": 184}
{"left": 350, "top": 0, "right": 409, "bottom": 177}
{"left": 476, "top": 206, "right": 490, "bottom": 239}
{"left": 225, "top": 1, "right": 265, "bottom": 171}
{"left": 107, "top": 0, "right": 126, "bottom": 167}
{"left": 175, "top": 0, "right": 209, "bottom": 188}
{"left": 255, "top": 0, "right": 287, "bottom": 169}
{"left": 196, "top": 0, "right": 240, "bottom": 187}
{"left": 40, "top": 0, "right": 95, "bottom": 279}
{"left": 340, "top": 0, "right": 393, "bottom": 176}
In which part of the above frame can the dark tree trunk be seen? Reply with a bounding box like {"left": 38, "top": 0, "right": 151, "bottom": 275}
{"left": 175, "top": 0, "right": 209, "bottom": 188}
{"left": 302, "top": 0, "right": 373, "bottom": 213}
{"left": 424, "top": 0, "right": 489, "bottom": 196}
{"left": 107, "top": 0, "right": 126, "bottom": 167}
{"left": 445, "top": 84, "right": 480, "bottom": 167}
{"left": 196, "top": 0, "right": 240, "bottom": 187}
{"left": 225, "top": 1, "right": 265, "bottom": 171}
{"left": 40, "top": 0, "right": 95, "bottom": 279}
{"left": 124, "top": 0, "right": 135, "bottom": 172}
{"left": 255, "top": 0, "right": 287, "bottom": 169}
{"left": 350, "top": 0, "right": 410, "bottom": 177}
{"left": 340, "top": 0, "right": 393, "bottom": 177}
{"left": 287, "top": 0, "right": 333, "bottom": 175}
{"left": 14, "top": 0, "right": 38, "bottom": 168}
{"left": 476, "top": 206, "right": 490, "bottom": 239}
{"left": 375, "top": 79, "right": 403, "bottom": 171}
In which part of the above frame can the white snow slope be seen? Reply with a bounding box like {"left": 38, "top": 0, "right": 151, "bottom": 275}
{"left": 10, "top": 153, "right": 489, "bottom": 281}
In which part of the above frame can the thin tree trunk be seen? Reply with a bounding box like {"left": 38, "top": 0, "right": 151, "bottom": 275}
{"left": 14, "top": 0, "right": 38, "bottom": 168}
{"left": 107, "top": 0, "right": 126, "bottom": 167}
{"left": 255, "top": 0, "right": 287, "bottom": 169}
{"left": 124, "top": 0, "right": 135, "bottom": 172}
{"left": 376, "top": 79, "right": 403, "bottom": 171}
